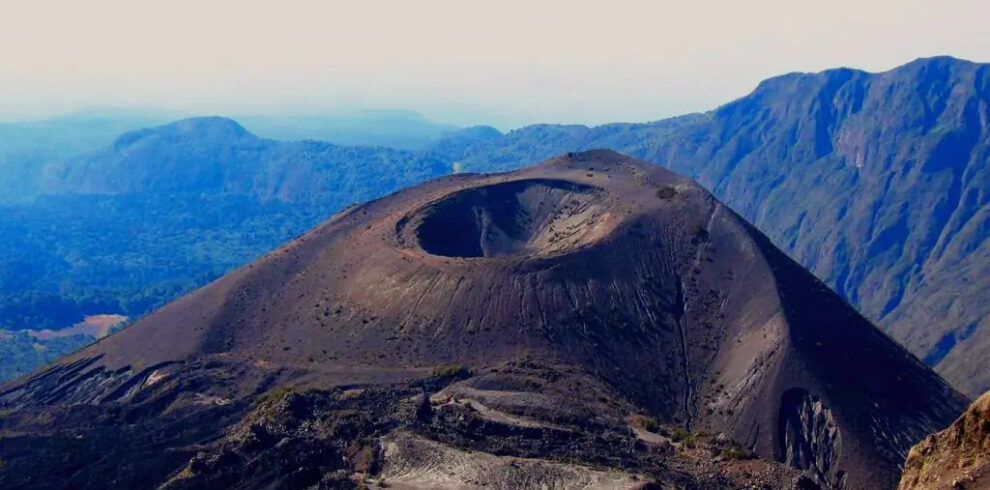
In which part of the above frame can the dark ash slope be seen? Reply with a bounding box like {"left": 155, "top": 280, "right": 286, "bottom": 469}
{"left": 435, "top": 57, "right": 990, "bottom": 397}
{"left": 0, "top": 151, "right": 966, "bottom": 490}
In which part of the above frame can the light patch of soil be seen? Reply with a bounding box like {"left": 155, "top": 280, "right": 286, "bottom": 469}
{"left": 430, "top": 391, "right": 570, "bottom": 431}
{"left": 26, "top": 314, "right": 127, "bottom": 340}
{"left": 629, "top": 422, "right": 671, "bottom": 446}
{"left": 378, "top": 431, "right": 649, "bottom": 490}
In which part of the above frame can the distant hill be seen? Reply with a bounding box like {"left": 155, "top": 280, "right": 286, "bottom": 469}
{"left": 0, "top": 109, "right": 457, "bottom": 203}
{"left": 0, "top": 117, "right": 453, "bottom": 381}
{"left": 431, "top": 56, "right": 990, "bottom": 397}
{"left": 40, "top": 116, "right": 450, "bottom": 201}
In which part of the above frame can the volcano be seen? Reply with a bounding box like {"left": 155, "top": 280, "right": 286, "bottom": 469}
{"left": 0, "top": 150, "right": 966, "bottom": 489}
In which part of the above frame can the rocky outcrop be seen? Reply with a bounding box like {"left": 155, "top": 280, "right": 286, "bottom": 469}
{"left": 778, "top": 388, "right": 842, "bottom": 487}
{"left": 898, "top": 391, "right": 990, "bottom": 490}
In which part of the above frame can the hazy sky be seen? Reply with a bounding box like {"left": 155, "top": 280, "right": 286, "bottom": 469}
{"left": 2, "top": 0, "right": 989, "bottom": 128}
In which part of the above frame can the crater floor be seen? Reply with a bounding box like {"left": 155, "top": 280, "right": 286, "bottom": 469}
{"left": 404, "top": 178, "right": 612, "bottom": 258}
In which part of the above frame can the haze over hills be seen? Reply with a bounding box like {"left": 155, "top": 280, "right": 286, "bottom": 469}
{"left": 0, "top": 117, "right": 452, "bottom": 381}
{"left": 0, "top": 56, "right": 987, "bottom": 401}
{"left": 0, "top": 152, "right": 967, "bottom": 489}
{"left": 235, "top": 109, "right": 459, "bottom": 150}
{"left": 39, "top": 116, "right": 452, "bottom": 200}
{"left": 0, "top": 109, "right": 455, "bottom": 202}
{"left": 430, "top": 56, "right": 990, "bottom": 396}
{"left": 0, "top": 110, "right": 173, "bottom": 202}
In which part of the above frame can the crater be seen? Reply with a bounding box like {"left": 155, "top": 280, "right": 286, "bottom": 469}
{"left": 402, "top": 179, "right": 613, "bottom": 258}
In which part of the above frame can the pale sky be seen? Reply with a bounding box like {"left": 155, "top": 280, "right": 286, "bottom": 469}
{"left": 1, "top": 0, "right": 988, "bottom": 128}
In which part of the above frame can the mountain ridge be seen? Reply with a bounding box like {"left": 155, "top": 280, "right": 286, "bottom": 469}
{"left": 430, "top": 56, "right": 990, "bottom": 396}
{"left": 40, "top": 116, "right": 451, "bottom": 201}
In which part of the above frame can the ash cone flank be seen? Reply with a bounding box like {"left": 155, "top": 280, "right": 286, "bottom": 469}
{"left": 0, "top": 150, "right": 967, "bottom": 490}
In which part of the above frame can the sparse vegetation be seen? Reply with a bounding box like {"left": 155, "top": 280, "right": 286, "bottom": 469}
{"left": 431, "top": 363, "right": 471, "bottom": 378}
{"left": 670, "top": 427, "right": 696, "bottom": 447}
{"left": 247, "top": 385, "right": 302, "bottom": 423}
{"left": 720, "top": 446, "right": 752, "bottom": 460}
{"left": 656, "top": 186, "right": 678, "bottom": 200}
{"left": 350, "top": 443, "right": 379, "bottom": 473}
{"left": 630, "top": 414, "right": 660, "bottom": 433}
{"left": 254, "top": 386, "right": 296, "bottom": 407}
{"left": 693, "top": 225, "right": 710, "bottom": 243}
{"left": 174, "top": 461, "right": 195, "bottom": 480}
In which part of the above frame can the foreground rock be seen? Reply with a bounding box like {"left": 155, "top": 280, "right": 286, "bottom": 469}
{"left": 0, "top": 151, "right": 966, "bottom": 489}
{"left": 899, "top": 391, "right": 990, "bottom": 490}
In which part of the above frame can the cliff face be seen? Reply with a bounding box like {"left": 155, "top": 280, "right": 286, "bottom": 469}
{"left": 899, "top": 392, "right": 990, "bottom": 490}
{"left": 0, "top": 151, "right": 966, "bottom": 489}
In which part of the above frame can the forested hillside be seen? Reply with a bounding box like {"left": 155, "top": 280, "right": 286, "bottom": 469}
{"left": 0, "top": 118, "right": 452, "bottom": 380}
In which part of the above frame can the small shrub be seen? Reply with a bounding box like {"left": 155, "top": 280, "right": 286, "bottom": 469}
{"left": 352, "top": 444, "right": 379, "bottom": 473}
{"left": 431, "top": 363, "right": 470, "bottom": 378}
{"left": 249, "top": 386, "right": 304, "bottom": 422}
{"left": 670, "top": 427, "right": 695, "bottom": 445}
{"left": 693, "top": 226, "right": 710, "bottom": 243}
{"left": 630, "top": 414, "right": 660, "bottom": 433}
{"left": 254, "top": 386, "right": 294, "bottom": 407}
{"left": 656, "top": 186, "right": 678, "bottom": 200}
{"left": 721, "top": 447, "right": 752, "bottom": 460}
{"left": 174, "top": 461, "right": 194, "bottom": 479}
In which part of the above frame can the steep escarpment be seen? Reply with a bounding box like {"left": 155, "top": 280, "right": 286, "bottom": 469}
{"left": 0, "top": 151, "right": 966, "bottom": 489}
{"left": 899, "top": 391, "right": 990, "bottom": 490}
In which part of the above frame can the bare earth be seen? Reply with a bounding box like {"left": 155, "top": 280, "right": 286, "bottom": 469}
{"left": 25, "top": 313, "right": 127, "bottom": 340}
